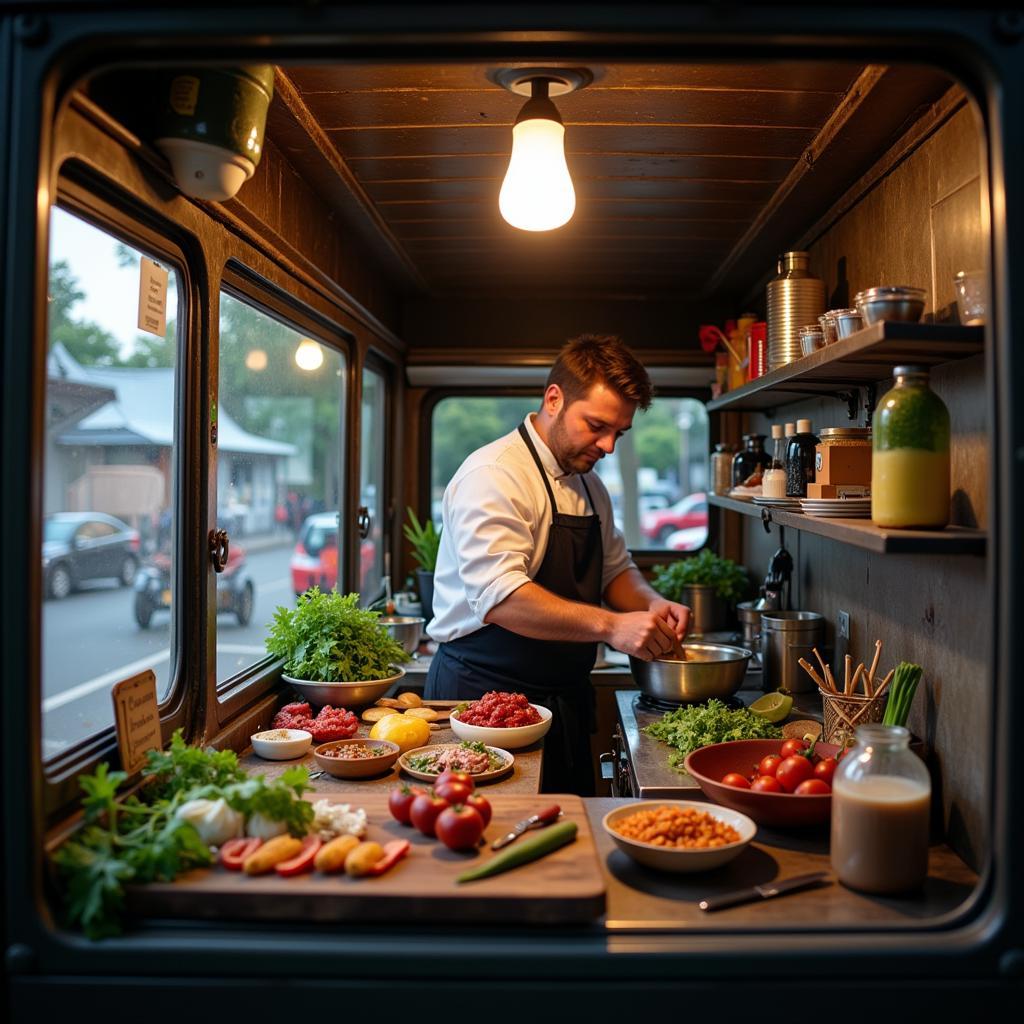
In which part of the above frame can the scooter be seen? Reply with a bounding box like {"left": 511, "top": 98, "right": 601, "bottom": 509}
{"left": 133, "top": 543, "right": 255, "bottom": 628}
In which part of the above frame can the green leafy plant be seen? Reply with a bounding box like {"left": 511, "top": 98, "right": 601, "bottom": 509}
{"left": 266, "top": 587, "right": 406, "bottom": 682}
{"left": 404, "top": 506, "right": 441, "bottom": 572}
{"left": 651, "top": 549, "right": 749, "bottom": 604}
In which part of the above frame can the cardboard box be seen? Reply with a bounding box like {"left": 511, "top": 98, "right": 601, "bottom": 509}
{"left": 814, "top": 443, "right": 871, "bottom": 485}
{"left": 806, "top": 482, "right": 871, "bottom": 499}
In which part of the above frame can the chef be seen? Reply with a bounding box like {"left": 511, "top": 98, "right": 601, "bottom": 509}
{"left": 424, "top": 334, "right": 691, "bottom": 794}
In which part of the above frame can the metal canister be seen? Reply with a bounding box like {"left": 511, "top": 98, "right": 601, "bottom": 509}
{"left": 767, "top": 252, "right": 826, "bottom": 371}
{"left": 760, "top": 611, "right": 825, "bottom": 693}
{"left": 709, "top": 443, "right": 736, "bottom": 496}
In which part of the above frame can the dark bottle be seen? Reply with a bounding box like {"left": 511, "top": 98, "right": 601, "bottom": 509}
{"left": 785, "top": 418, "right": 819, "bottom": 497}
{"left": 732, "top": 433, "right": 771, "bottom": 487}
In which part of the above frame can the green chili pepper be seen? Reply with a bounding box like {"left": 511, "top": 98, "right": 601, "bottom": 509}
{"left": 456, "top": 820, "right": 577, "bottom": 883}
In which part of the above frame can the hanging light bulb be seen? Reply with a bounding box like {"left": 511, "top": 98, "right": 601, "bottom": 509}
{"left": 294, "top": 338, "right": 323, "bottom": 371}
{"left": 495, "top": 68, "right": 591, "bottom": 232}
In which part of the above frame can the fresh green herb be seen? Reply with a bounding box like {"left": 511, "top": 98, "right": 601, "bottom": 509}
{"left": 644, "top": 698, "right": 782, "bottom": 772}
{"left": 881, "top": 662, "right": 924, "bottom": 728}
{"left": 265, "top": 587, "right": 406, "bottom": 682}
{"left": 652, "top": 549, "right": 749, "bottom": 604}
{"left": 142, "top": 729, "right": 246, "bottom": 801}
{"left": 403, "top": 506, "right": 441, "bottom": 572}
{"left": 458, "top": 740, "right": 506, "bottom": 771}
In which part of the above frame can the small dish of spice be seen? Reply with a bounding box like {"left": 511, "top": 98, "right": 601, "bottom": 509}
{"left": 313, "top": 738, "right": 401, "bottom": 779}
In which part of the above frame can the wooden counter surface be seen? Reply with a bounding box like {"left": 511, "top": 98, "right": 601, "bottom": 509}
{"left": 586, "top": 799, "right": 978, "bottom": 931}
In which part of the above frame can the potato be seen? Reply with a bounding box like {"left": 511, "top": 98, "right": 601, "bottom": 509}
{"left": 242, "top": 834, "right": 303, "bottom": 875}
{"left": 344, "top": 841, "right": 385, "bottom": 877}
{"left": 314, "top": 834, "right": 361, "bottom": 874}
{"left": 402, "top": 706, "right": 437, "bottom": 722}
{"left": 396, "top": 691, "right": 423, "bottom": 708}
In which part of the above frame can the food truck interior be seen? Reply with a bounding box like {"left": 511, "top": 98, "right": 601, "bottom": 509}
{"left": 1, "top": 2, "right": 1021, "bottom": 1015}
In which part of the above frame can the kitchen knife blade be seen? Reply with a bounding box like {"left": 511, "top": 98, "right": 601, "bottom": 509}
{"left": 491, "top": 804, "right": 561, "bottom": 850}
{"left": 698, "top": 871, "right": 830, "bottom": 912}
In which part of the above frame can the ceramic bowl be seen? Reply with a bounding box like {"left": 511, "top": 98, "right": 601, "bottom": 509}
{"left": 282, "top": 668, "right": 405, "bottom": 708}
{"left": 313, "top": 738, "right": 401, "bottom": 779}
{"left": 685, "top": 739, "right": 839, "bottom": 827}
{"left": 448, "top": 703, "right": 553, "bottom": 750}
{"left": 250, "top": 728, "right": 312, "bottom": 760}
{"left": 602, "top": 800, "right": 756, "bottom": 873}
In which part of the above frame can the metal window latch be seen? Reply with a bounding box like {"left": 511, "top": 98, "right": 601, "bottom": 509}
{"left": 356, "top": 506, "right": 371, "bottom": 540}
{"left": 209, "top": 528, "right": 230, "bottom": 573}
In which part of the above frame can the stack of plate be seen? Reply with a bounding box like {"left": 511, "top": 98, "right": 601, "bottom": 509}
{"left": 799, "top": 498, "right": 872, "bottom": 519}
{"left": 752, "top": 496, "right": 803, "bottom": 511}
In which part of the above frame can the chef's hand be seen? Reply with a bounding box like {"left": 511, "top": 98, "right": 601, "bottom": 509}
{"left": 647, "top": 598, "right": 691, "bottom": 643}
{"left": 607, "top": 611, "right": 679, "bottom": 661}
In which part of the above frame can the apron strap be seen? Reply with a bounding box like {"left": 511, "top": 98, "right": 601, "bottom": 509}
{"left": 517, "top": 421, "right": 596, "bottom": 515}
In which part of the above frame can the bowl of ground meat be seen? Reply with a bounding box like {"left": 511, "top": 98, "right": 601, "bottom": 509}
{"left": 313, "top": 738, "right": 401, "bottom": 779}
{"left": 448, "top": 691, "right": 553, "bottom": 749}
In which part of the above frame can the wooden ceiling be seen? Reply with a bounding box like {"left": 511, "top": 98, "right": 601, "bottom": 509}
{"left": 267, "top": 60, "right": 951, "bottom": 301}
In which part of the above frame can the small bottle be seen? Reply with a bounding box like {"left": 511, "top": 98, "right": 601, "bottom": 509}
{"left": 732, "top": 433, "right": 771, "bottom": 488}
{"left": 831, "top": 724, "right": 931, "bottom": 894}
{"left": 762, "top": 425, "right": 787, "bottom": 498}
{"left": 785, "top": 418, "right": 819, "bottom": 497}
{"left": 784, "top": 422, "right": 796, "bottom": 440}
{"left": 709, "top": 443, "right": 736, "bottom": 496}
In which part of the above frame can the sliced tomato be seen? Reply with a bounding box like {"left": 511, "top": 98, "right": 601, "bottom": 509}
{"left": 274, "top": 835, "right": 322, "bottom": 877}
{"left": 219, "top": 837, "right": 262, "bottom": 871}
{"left": 366, "top": 839, "right": 411, "bottom": 877}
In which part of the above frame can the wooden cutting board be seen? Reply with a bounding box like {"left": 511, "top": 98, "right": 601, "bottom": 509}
{"left": 127, "top": 793, "right": 605, "bottom": 925}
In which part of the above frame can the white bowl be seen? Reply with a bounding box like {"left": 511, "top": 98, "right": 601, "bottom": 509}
{"left": 250, "top": 728, "right": 312, "bottom": 760}
{"left": 602, "top": 800, "right": 756, "bottom": 873}
{"left": 448, "top": 702, "right": 553, "bottom": 750}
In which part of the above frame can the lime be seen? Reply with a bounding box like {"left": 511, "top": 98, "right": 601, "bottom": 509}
{"left": 748, "top": 692, "right": 793, "bottom": 723}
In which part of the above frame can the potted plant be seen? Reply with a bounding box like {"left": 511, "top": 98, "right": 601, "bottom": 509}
{"left": 651, "top": 549, "right": 749, "bottom": 635}
{"left": 403, "top": 506, "right": 441, "bottom": 622}
{"left": 266, "top": 587, "right": 408, "bottom": 707}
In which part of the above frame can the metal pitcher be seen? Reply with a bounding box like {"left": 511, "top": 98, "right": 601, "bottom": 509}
{"left": 760, "top": 610, "right": 824, "bottom": 693}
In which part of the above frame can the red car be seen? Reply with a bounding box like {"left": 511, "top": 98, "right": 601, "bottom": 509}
{"left": 640, "top": 492, "right": 708, "bottom": 545}
{"left": 289, "top": 512, "right": 376, "bottom": 597}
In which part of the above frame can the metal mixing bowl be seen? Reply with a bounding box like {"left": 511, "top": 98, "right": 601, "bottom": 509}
{"left": 378, "top": 615, "right": 425, "bottom": 657}
{"left": 282, "top": 668, "right": 405, "bottom": 708}
{"left": 629, "top": 643, "right": 752, "bottom": 703}
{"left": 855, "top": 286, "right": 926, "bottom": 325}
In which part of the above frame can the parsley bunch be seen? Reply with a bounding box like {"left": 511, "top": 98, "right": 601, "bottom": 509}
{"left": 652, "top": 549, "right": 749, "bottom": 604}
{"left": 266, "top": 587, "right": 407, "bottom": 682}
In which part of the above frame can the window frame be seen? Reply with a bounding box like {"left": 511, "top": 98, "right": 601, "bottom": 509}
{"left": 357, "top": 351, "right": 394, "bottom": 603}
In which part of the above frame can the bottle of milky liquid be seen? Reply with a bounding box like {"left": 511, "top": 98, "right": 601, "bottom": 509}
{"left": 831, "top": 724, "right": 931, "bottom": 894}
{"left": 762, "top": 424, "right": 788, "bottom": 497}
{"left": 872, "top": 366, "right": 950, "bottom": 528}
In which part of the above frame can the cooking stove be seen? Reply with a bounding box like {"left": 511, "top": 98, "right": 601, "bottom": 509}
{"left": 634, "top": 693, "right": 746, "bottom": 714}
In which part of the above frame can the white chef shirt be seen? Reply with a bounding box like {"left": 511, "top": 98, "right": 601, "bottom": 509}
{"left": 427, "top": 413, "right": 636, "bottom": 643}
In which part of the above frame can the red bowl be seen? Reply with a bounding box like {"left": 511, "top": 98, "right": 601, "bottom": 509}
{"left": 684, "top": 739, "right": 838, "bottom": 827}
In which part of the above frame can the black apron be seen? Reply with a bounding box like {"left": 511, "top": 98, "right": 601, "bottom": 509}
{"left": 425, "top": 423, "right": 604, "bottom": 795}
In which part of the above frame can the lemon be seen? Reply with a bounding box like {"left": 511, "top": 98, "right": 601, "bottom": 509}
{"left": 369, "top": 713, "right": 430, "bottom": 752}
{"left": 748, "top": 692, "right": 793, "bottom": 723}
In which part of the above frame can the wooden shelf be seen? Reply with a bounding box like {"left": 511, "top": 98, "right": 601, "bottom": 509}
{"left": 709, "top": 494, "right": 986, "bottom": 555}
{"left": 706, "top": 321, "right": 984, "bottom": 413}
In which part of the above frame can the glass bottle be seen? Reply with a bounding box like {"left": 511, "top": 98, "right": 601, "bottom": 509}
{"left": 831, "top": 724, "right": 931, "bottom": 894}
{"left": 709, "top": 443, "right": 736, "bottom": 496}
{"left": 785, "top": 418, "right": 818, "bottom": 497}
{"left": 731, "top": 433, "right": 771, "bottom": 488}
{"left": 762, "top": 424, "right": 787, "bottom": 498}
{"left": 872, "top": 366, "right": 951, "bottom": 528}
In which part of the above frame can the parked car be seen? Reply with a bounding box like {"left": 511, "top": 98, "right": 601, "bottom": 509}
{"left": 42, "top": 512, "right": 141, "bottom": 600}
{"left": 640, "top": 492, "right": 709, "bottom": 545}
{"left": 133, "top": 542, "right": 255, "bottom": 629}
{"left": 664, "top": 526, "right": 709, "bottom": 551}
{"left": 290, "top": 512, "right": 376, "bottom": 596}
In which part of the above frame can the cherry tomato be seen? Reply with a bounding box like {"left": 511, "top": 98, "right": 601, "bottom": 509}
{"left": 388, "top": 784, "right": 425, "bottom": 825}
{"left": 722, "top": 772, "right": 751, "bottom": 789}
{"left": 434, "top": 780, "right": 474, "bottom": 805}
{"left": 464, "top": 792, "right": 492, "bottom": 827}
{"left": 813, "top": 757, "right": 838, "bottom": 785}
{"left": 435, "top": 804, "right": 485, "bottom": 851}
{"left": 275, "top": 835, "right": 322, "bottom": 877}
{"left": 751, "top": 775, "right": 783, "bottom": 793}
{"left": 776, "top": 754, "right": 815, "bottom": 792}
{"left": 219, "top": 837, "right": 262, "bottom": 871}
{"left": 794, "top": 778, "right": 832, "bottom": 796}
{"left": 781, "top": 738, "right": 809, "bottom": 759}
{"left": 758, "top": 754, "right": 783, "bottom": 777}
{"left": 409, "top": 791, "right": 450, "bottom": 837}
{"left": 435, "top": 770, "right": 475, "bottom": 794}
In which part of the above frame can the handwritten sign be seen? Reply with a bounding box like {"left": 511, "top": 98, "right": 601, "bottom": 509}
{"left": 111, "top": 670, "right": 161, "bottom": 774}
{"left": 137, "top": 256, "right": 168, "bottom": 338}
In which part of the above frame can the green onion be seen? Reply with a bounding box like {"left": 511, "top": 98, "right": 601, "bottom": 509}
{"left": 881, "top": 662, "right": 923, "bottom": 728}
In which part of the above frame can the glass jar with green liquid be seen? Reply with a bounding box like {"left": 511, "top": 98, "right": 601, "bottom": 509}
{"left": 872, "top": 366, "right": 950, "bottom": 528}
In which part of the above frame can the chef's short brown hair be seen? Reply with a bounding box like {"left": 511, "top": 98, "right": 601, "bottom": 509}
{"left": 547, "top": 334, "right": 653, "bottom": 411}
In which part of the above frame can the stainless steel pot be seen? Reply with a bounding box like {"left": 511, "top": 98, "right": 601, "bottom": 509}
{"left": 736, "top": 600, "right": 763, "bottom": 653}
{"left": 378, "top": 615, "right": 425, "bottom": 657}
{"left": 682, "top": 584, "right": 729, "bottom": 635}
{"left": 629, "top": 643, "right": 752, "bottom": 703}
{"left": 760, "top": 611, "right": 824, "bottom": 693}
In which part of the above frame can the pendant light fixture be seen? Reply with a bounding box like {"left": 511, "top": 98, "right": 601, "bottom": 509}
{"left": 495, "top": 68, "right": 592, "bottom": 232}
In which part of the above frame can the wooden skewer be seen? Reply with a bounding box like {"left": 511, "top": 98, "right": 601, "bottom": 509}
{"left": 844, "top": 654, "right": 853, "bottom": 695}
{"left": 824, "top": 663, "right": 838, "bottom": 694}
{"left": 852, "top": 663, "right": 868, "bottom": 696}
{"left": 798, "top": 657, "right": 826, "bottom": 690}
{"left": 867, "top": 639, "right": 883, "bottom": 686}
{"left": 873, "top": 668, "right": 896, "bottom": 702}
{"left": 813, "top": 647, "right": 830, "bottom": 689}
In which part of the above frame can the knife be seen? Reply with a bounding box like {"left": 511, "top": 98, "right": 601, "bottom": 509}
{"left": 491, "top": 804, "right": 561, "bottom": 850}
{"left": 698, "top": 871, "right": 830, "bottom": 912}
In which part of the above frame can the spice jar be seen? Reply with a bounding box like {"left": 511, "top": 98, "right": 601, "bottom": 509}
{"left": 732, "top": 433, "right": 771, "bottom": 488}
{"left": 831, "top": 724, "right": 931, "bottom": 894}
{"left": 807, "top": 427, "right": 872, "bottom": 498}
{"left": 709, "top": 443, "right": 736, "bottom": 496}
{"left": 871, "top": 366, "right": 950, "bottom": 528}
{"left": 785, "top": 418, "right": 818, "bottom": 497}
